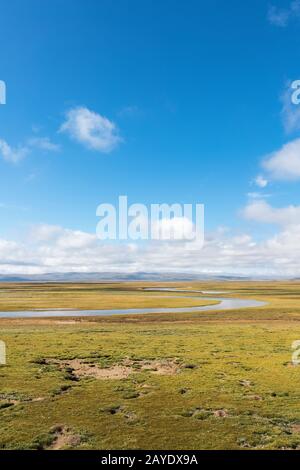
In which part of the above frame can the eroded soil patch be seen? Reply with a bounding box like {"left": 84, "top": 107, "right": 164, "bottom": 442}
{"left": 47, "top": 425, "right": 81, "bottom": 450}
{"left": 43, "top": 357, "right": 181, "bottom": 380}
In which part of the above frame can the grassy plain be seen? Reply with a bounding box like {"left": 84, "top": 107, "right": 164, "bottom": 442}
{"left": 1, "top": 281, "right": 300, "bottom": 450}
{"left": 0, "top": 283, "right": 217, "bottom": 311}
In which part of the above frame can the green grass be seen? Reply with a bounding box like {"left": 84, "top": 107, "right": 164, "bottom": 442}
{"left": 1, "top": 281, "right": 300, "bottom": 449}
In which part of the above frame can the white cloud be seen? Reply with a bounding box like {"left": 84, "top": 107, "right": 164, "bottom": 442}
{"left": 242, "top": 200, "right": 300, "bottom": 226}
{"left": 1, "top": 220, "right": 300, "bottom": 277}
{"left": 255, "top": 175, "right": 268, "bottom": 188}
{"left": 60, "top": 107, "right": 121, "bottom": 153}
{"left": 30, "top": 224, "right": 65, "bottom": 242}
{"left": 0, "top": 136, "right": 59, "bottom": 164}
{"left": 247, "top": 192, "right": 271, "bottom": 199}
{"left": 262, "top": 138, "right": 300, "bottom": 180}
{"left": 28, "top": 137, "right": 60, "bottom": 152}
{"left": 152, "top": 217, "right": 196, "bottom": 240}
{"left": 0, "top": 139, "right": 29, "bottom": 163}
{"left": 31, "top": 224, "right": 96, "bottom": 249}
{"left": 268, "top": 1, "right": 300, "bottom": 27}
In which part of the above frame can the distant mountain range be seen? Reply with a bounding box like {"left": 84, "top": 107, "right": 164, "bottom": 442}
{"left": 0, "top": 272, "right": 283, "bottom": 282}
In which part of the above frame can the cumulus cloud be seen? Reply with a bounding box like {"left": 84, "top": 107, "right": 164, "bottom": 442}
{"left": 60, "top": 107, "right": 121, "bottom": 153}
{"left": 261, "top": 82, "right": 300, "bottom": 181}
{"left": 31, "top": 224, "right": 96, "bottom": 249}
{"left": 0, "top": 139, "right": 29, "bottom": 163}
{"left": 262, "top": 138, "right": 300, "bottom": 180}
{"left": 242, "top": 200, "right": 300, "bottom": 226}
{"left": 1, "top": 221, "right": 300, "bottom": 277}
{"left": 268, "top": 1, "right": 300, "bottom": 27}
{"left": 152, "top": 216, "right": 197, "bottom": 241}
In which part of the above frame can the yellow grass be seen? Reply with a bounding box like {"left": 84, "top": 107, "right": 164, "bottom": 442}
{"left": 1, "top": 281, "right": 300, "bottom": 450}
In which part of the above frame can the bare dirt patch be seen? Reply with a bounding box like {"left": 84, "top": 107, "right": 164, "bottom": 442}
{"left": 286, "top": 362, "right": 298, "bottom": 368}
{"left": 139, "top": 359, "right": 179, "bottom": 376}
{"left": 245, "top": 394, "right": 262, "bottom": 401}
{"left": 47, "top": 425, "right": 81, "bottom": 450}
{"left": 239, "top": 379, "right": 252, "bottom": 387}
{"left": 181, "top": 407, "right": 229, "bottom": 420}
{"left": 213, "top": 409, "right": 228, "bottom": 418}
{"left": 291, "top": 424, "right": 300, "bottom": 434}
{"left": 67, "top": 359, "right": 132, "bottom": 380}
{"left": 45, "top": 357, "right": 180, "bottom": 380}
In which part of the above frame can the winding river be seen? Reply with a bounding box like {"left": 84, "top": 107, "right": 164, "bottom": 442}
{"left": 0, "top": 288, "right": 267, "bottom": 318}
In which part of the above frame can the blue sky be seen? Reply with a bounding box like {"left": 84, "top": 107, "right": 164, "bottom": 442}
{"left": 1, "top": 0, "right": 300, "bottom": 276}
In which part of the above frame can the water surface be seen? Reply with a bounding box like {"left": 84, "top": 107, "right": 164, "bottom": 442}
{"left": 0, "top": 288, "right": 266, "bottom": 318}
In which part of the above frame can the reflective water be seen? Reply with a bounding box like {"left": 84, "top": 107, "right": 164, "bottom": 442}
{"left": 0, "top": 288, "right": 267, "bottom": 318}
